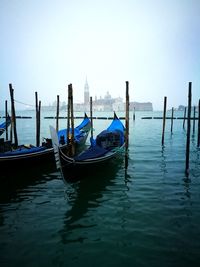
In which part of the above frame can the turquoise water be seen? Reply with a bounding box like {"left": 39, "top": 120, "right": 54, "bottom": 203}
{"left": 0, "top": 111, "right": 200, "bottom": 267}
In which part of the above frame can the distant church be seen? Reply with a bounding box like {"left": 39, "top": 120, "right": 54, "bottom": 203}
{"left": 84, "top": 78, "right": 89, "bottom": 105}
{"left": 71, "top": 78, "right": 153, "bottom": 112}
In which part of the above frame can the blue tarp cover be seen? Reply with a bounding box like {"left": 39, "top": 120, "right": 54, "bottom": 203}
{"left": 74, "top": 145, "right": 108, "bottom": 161}
{"left": 97, "top": 129, "right": 124, "bottom": 146}
{"left": 57, "top": 128, "right": 81, "bottom": 142}
{"left": 76, "top": 117, "right": 90, "bottom": 130}
{"left": 57, "top": 116, "right": 90, "bottom": 142}
{"left": 0, "top": 117, "right": 11, "bottom": 136}
{"left": 75, "top": 116, "right": 125, "bottom": 161}
{"left": 0, "top": 146, "right": 46, "bottom": 156}
{"left": 107, "top": 117, "right": 125, "bottom": 133}
{"left": 101, "top": 117, "right": 125, "bottom": 145}
{"left": 0, "top": 121, "right": 6, "bottom": 129}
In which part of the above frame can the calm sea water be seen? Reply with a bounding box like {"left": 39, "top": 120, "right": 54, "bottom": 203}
{"left": 0, "top": 110, "right": 200, "bottom": 267}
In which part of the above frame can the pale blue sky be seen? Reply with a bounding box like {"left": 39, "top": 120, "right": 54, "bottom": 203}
{"left": 0, "top": 0, "right": 200, "bottom": 110}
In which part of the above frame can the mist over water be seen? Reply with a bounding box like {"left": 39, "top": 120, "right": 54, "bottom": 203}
{"left": 0, "top": 110, "right": 200, "bottom": 267}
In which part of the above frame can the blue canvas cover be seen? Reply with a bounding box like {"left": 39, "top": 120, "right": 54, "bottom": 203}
{"left": 76, "top": 116, "right": 90, "bottom": 131}
{"left": 74, "top": 115, "right": 125, "bottom": 161}
{"left": 74, "top": 145, "right": 108, "bottom": 161}
{"left": 57, "top": 128, "right": 81, "bottom": 142}
{"left": 96, "top": 130, "right": 124, "bottom": 148}
{"left": 0, "top": 121, "right": 7, "bottom": 129}
{"left": 0, "top": 116, "right": 11, "bottom": 136}
{"left": 57, "top": 116, "right": 90, "bottom": 143}
{"left": 107, "top": 117, "right": 125, "bottom": 133}
{"left": 0, "top": 146, "right": 46, "bottom": 156}
{"left": 104, "top": 117, "right": 125, "bottom": 146}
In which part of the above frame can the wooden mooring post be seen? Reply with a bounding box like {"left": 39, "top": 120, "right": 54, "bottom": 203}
{"left": 67, "top": 86, "right": 70, "bottom": 146}
{"left": 70, "top": 84, "right": 75, "bottom": 156}
{"left": 185, "top": 82, "right": 192, "bottom": 176}
{"left": 193, "top": 106, "right": 196, "bottom": 134}
{"left": 67, "top": 84, "right": 75, "bottom": 156}
{"left": 125, "top": 81, "right": 129, "bottom": 152}
{"left": 35, "top": 92, "right": 38, "bottom": 144}
{"left": 90, "top": 96, "right": 93, "bottom": 141}
{"left": 198, "top": 99, "right": 200, "bottom": 147}
{"left": 5, "top": 100, "right": 8, "bottom": 141}
{"left": 38, "top": 100, "right": 41, "bottom": 145}
{"left": 133, "top": 107, "right": 135, "bottom": 120}
{"left": 9, "top": 83, "right": 18, "bottom": 147}
{"left": 171, "top": 107, "right": 174, "bottom": 133}
{"left": 35, "top": 92, "right": 41, "bottom": 147}
{"left": 56, "top": 95, "right": 59, "bottom": 132}
{"left": 161, "top": 96, "right": 167, "bottom": 146}
{"left": 183, "top": 107, "right": 186, "bottom": 129}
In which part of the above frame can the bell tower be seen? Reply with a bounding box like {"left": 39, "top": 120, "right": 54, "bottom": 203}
{"left": 84, "top": 78, "right": 89, "bottom": 105}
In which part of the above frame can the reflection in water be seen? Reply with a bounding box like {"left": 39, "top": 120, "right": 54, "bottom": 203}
{"left": 183, "top": 177, "right": 191, "bottom": 199}
{"left": 0, "top": 163, "right": 58, "bottom": 204}
{"left": 179, "top": 175, "right": 193, "bottom": 223}
{"left": 59, "top": 158, "right": 124, "bottom": 244}
{"left": 194, "top": 147, "right": 200, "bottom": 175}
{"left": 0, "top": 163, "right": 60, "bottom": 231}
{"left": 160, "top": 146, "right": 167, "bottom": 176}
{"left": 124, "top": 153, "right": 132, "bottom": 190}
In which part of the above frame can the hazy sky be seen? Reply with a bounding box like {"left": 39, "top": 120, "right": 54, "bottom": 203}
{"left": 0, "top": 0, "right": 200, "bottom": 110}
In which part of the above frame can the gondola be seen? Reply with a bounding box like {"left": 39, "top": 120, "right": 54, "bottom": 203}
{"left": 50, "top": 112, "right": 125, "bottom": 179}
{"left": 0, "top": 116, "right": 11, "bottom": 136}
{"left": 0, "top": 114, "right": 91, "bottom": 169}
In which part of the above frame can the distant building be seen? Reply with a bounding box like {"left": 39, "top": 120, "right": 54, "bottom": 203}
{"left": 93, "top": 91, "right": 115, "bottom": 111}
{"left": 178, "top": 105, "right": 185, "bottom": 111}
{"left": 82, "top": 81, "right": 153, "bottom": 111}
{"left": 112, "top": 97, "right": 124, "bottom": 111}
{"left": 84, "top": 78, "right": 89, "bottom": 105}
{"left": 130, "top": 102, "right": 153, "bottom": 111}
{"left": 43, "top": 81, "right": 153, "bottom": 112}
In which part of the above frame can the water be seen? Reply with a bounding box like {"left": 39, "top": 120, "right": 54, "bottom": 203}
{"left": 0, "top": 110, "right": 200, "bottom": 267}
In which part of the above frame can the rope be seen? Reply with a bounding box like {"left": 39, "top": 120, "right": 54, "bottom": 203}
{"left": 14, "top": 99, "right": 35, "bottom": 107}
